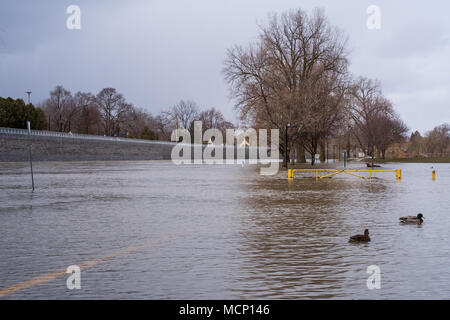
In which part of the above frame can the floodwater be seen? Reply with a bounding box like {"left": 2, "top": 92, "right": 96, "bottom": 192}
{"left": 0, "top": 160, "right": 449, "bottom": 299}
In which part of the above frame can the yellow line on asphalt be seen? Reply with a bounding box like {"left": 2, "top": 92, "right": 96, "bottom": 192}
{"left": 0, "top": 229, "right": 196, "bottom": 298}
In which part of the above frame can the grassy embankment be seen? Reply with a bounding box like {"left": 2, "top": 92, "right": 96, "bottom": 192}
{"left": 283, "top": 157, "right": 450, "bottom": 170}
{"left": 375, "top": 157, "right": 450, "bottom": 163}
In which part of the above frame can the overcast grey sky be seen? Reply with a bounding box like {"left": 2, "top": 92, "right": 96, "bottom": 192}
{"left": 1, "top": 0, "right": 449, "bottom": 134}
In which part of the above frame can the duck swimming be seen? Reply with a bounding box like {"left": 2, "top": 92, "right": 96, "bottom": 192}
{"left": 399, "top": 213, "right": 424, "bottom": 225}
{"left": 349, "top": 229, "right": 371, "bottom": 242}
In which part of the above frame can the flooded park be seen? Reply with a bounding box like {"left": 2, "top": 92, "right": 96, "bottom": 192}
{"left": 1, "top": 160, "right": 449, "bottom": 299}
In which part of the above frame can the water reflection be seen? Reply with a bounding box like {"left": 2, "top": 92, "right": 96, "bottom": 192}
{"left": 0, "top": 161, "right": 449, "bottom": 299}
{"left": 233, "top": 164, "right": 449, "bottom": 299}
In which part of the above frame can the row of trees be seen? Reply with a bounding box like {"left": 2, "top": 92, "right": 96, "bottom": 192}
{"left": 1, "top": 90, "right": 444, "bottom": 159}
{"left": 35, "top": 86, "right": 235, "bottom": 141}
{"left": 39, "top": 86, "right": 157, "bottom": 139}
{"left": 1, "top": 87, "right": 235, "bottom": 142}
{"left": 408, "top": 124, "right": 450, "bottom": 158}
{"left": 223, "top": 8, "right": 408, "bottom": 165}
{"left": 156, "top": 100, "right": 235, "bottom": 141}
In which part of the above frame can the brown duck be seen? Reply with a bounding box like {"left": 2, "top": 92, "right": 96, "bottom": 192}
{"left": 349, "top": 229, "right": 371, "bottom": 242}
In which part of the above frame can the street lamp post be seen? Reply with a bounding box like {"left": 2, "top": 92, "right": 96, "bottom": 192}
{"left": 25, "top": 91, "right": 32, "bottom": 104}
{"left": 285, "top": 125, "right": 289, "bottom": 168}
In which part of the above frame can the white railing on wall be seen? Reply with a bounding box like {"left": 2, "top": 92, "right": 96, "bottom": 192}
{"left": 0, "top": 127, "right": 266, "bottom": 154}
{"left": 0, "top": 127, "right": 177, "bottom": 146}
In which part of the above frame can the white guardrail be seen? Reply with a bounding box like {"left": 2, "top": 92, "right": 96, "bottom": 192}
{"left": 0, "top": 127, "right": 264, "bottom": 152}
{"left": 0, "top": 127, "right": 177, "bottom": 146}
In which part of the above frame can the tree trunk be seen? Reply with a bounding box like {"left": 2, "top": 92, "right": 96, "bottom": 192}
{"left": 320, "top": 141, "right": 326, "bottom": 163}
{"left": 296, "top": 144, "right": 306, "bottom": 163}
{"left": 310, "top": 139, "right": 318, "bottom": 166}
{"left": 346, "top": 134, "right": 351, "bottom": 159}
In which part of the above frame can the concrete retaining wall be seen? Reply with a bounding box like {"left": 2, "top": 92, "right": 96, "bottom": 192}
{"left": 0, "top": 128, "right": 254, "bottom": 162}
{"left": 0, "top": 133, "right": 175, "bottom": 162}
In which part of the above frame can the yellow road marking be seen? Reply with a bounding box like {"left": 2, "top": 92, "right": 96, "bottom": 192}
{"left": 0, "top": 229, "right": 197, "bottom": 297}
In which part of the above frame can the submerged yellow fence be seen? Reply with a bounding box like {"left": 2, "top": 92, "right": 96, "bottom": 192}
{"left": 288, "top": 168, "right": 401, "bottom": 180}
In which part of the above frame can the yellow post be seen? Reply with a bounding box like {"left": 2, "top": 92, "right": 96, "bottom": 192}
{"left": 288, "top": 169, "right": 294, "bottom": 179}
{"left": 396, "top": 169, "right": 402, "bottom": 180}
{"left": 432, "top": 170, "right": 436, "bottom": 181}
{"left": 369, "top": 170, "right": 372, "bottom": 179}
{"left": 315, "top": 170, "right": 319, "bottom": 180}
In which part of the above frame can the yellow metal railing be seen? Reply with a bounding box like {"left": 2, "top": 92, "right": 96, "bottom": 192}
{"left": 288, "top": 168, "right": 401, "bottom": 180}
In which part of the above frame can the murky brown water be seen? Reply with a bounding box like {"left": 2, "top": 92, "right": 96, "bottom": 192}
{"left": 0, "top": 161, "right": 449, "bottom": 299}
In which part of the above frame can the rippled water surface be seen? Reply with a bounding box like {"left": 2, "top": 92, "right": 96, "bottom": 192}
{"left": 1, "top": 161, "right": 449, "bottom": 299}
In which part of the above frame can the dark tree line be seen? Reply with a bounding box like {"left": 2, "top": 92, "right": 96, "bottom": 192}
{"left": 0, "top": 97, "right": 47, "bottom": 130}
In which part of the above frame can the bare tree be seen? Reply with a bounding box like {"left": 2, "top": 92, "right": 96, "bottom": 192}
{"left": 424, "top": 123, "right": 450, "bottom": 157}
{"left": 373, "top": 113, "right": 408, "bottom": 159}
{"left": 159, "top": 100, "right": 200, "bottom": 142}
{"left": 43, "top": 85, "right": 77, "bottom": 132}
{"left": 164, "top": 100, "right": 199, "bottom": 130}
{"left": 407, "top": 131, "right": 424, "bottom": 157}
{"left": 348, "top": 77, "right": 408, "bottom": 162}
{"left": 295, "top": 70, "right": 349, "bottom": 165}
{"left": 95, "top": 88, "right": 130, "bottom": 136}
{"left": 122, "top": 107, "right": 157, "bottom": 139}
{"left": 348, "top": 78, "right": 388, "bottom": 163}
{"left": 224, "top": 8, "right": 349, "bottom": 166}
{"left": 154, "top": 113, "right": 175, "bottom": 141}
{"left": 198, "top": 108, "right": 235, "bottom": 136}
{"left": 72, "top": 92, "right": 101, "bottom": 134}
